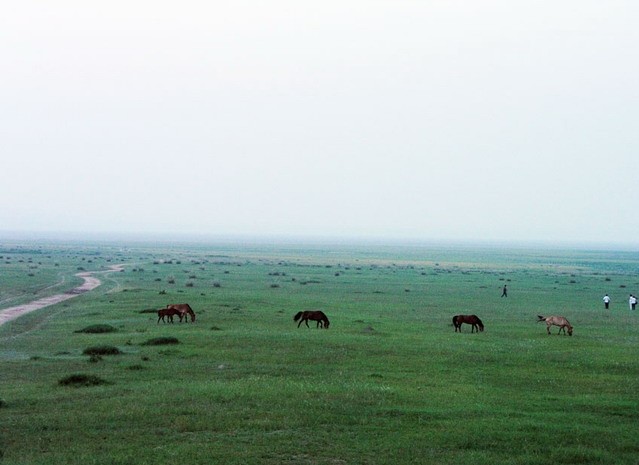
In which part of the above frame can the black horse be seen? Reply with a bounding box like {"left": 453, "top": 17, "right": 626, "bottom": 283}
{"left": 294, "top": 310, "right": 330, "bottom": 329}
{"left": 453, "top": 314, "right": 484, "bottom": 333}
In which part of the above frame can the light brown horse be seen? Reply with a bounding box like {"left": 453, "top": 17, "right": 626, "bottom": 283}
{"left": 537, "top": 315, "right": 573, "bottom": 336}
{"left": 453, "top": 314, "right": 484, "bottom": 333}
{"left": 294, "top": 310, "right": 330, "bottom": 329}
{"left": 157, "top": 307, "right": 180, "bottom": 324}
{"left": 167, "top": 303, "right": 196, "bottom": 323}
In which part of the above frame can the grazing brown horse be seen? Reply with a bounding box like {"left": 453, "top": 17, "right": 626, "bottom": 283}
{"left": 157, "top": 307, "right": 180, "bottom": 323}
{"left": 453, "top": 314, "right": 484, "bottom": 333}
{"left": 167, "top": 303, "right": 196, "bottom": 323}
{"left": 537, "top": 315, "right": 573, "bottom": 336}
{"left": 294, "top": 310, "right": 330, "bottom": 329}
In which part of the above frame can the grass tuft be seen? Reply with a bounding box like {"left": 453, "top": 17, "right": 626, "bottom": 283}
{"left": 126, "top": 364, "right": 146, "bottom": 370}
{"left": 141, "top": 337, "right": 180, "bottom": 346}
{"left": 58, "top": 374, "right": 110, "bottom": 387}
{"left": 74, "top": 324, "right": 117, "bottom": 334}
{"left": 82, "top": 345, "right": 121, "bottom": 356}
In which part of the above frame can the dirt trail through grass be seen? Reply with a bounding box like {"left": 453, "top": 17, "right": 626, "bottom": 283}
{"left": 0, "top": 265, "right": 124, "bottom": 326}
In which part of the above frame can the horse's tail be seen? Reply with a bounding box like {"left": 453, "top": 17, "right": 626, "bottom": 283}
{"left": 452, "top": 316, "right": 458, "bottom": 325}
{"left": 293, "top": 311, "right": 303, "bottom": 322}
{"left": 537, "top": 315, "right": 546, "bottom": 322}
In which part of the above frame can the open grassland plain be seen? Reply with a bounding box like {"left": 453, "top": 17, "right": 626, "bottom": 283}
{"left": 1, "top": 240, "right": 638, "bottom": 465}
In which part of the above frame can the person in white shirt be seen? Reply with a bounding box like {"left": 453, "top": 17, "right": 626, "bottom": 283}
{"left": 603, "top": 294, "right": 610, "bottom": 309}
{"left": 629, "top": 294, "right": 637, "bottom": 311}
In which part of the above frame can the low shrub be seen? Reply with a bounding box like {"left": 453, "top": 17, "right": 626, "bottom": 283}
{"left": 75, "top": 324, "right": 117, "bottom": 334}
{"left": 141, "top": 337, "right": 180, "bottom": 346}
{"left": 58, "top": 374, "right": 110, "bottom": 387}
{"left": 82, "top": 346, "right": 121, "bottom": 356}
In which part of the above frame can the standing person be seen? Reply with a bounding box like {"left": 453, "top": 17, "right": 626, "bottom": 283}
{"left": 603, "top": 294, "right": 611, "bottom": 309}
{"left": 501, "top": 285, "right": 507, "bottom": 297}
{"left": 630, "top": 294, "right": 637, "bottom": 311}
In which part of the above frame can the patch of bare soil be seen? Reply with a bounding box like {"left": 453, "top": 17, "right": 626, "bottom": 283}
{"left": 0, "top": 265, "right": 124, "bottom": 326}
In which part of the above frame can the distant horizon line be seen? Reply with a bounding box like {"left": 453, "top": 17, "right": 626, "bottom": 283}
{"left": 0, "top": 229, "right": 637, "bottom": 252}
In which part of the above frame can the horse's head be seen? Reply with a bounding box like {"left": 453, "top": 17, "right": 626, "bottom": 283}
{"left": 567, "top": 325, "right": 573, "bottom": 336}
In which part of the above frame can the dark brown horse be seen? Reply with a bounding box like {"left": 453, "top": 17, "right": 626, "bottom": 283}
{"left": 157, "top": 307, "right": 180, "bottom": 323}
{"left": 537, "top": 315, "right": 572, "bottom": 336}
{"left": 294, "top": 310, "right": 330, "bottom": 329}
{"left": 167, "top": 303, "right": 196, "bottom": 323}
{"left": 453, "top": 314, "right": 484, "bottom": 333}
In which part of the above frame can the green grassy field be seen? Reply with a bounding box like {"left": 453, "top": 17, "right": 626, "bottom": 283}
{"left": 1, "top": 240, "right": 638, "bottom": 464}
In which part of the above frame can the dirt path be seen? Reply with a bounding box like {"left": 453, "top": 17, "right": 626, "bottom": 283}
{"left": 0, "top": 265, "right": 125, "bottom": 326}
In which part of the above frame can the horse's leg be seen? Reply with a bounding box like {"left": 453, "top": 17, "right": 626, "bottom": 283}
{"left": 297, "top": 319, "right": 303, "bottom": 328}
{"left": 304, "top": 319, "right": 310, "bottom": 328}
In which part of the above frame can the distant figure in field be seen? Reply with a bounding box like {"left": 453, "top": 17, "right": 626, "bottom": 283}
{"left": 501, "top": 285, "right": 508, "bottom": 297}
{"left": 629, "top": 294, "right": 637, "bottom": 311}
{"left": 603, "top": 294, "right": 611, "bottom": 309}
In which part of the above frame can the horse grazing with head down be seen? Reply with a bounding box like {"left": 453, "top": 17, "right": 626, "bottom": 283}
{"left": 453, "top": 314, "right": 484, "bottom": 333}
{"left": 157, "top": 307, "right": 180, "bottom": 324}
{"left": 537, "top": 315, "right": 572, "bottom": 336}
{"left": 167, "top": 303, "right": 196, "bottom": 323}
{"left": 294, "top": 310, "right": 330, "bottom": 329}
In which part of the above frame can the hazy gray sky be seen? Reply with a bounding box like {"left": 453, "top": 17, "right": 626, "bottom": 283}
{"left": 1, "top": 1, "right": 638, "bottom": 245}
